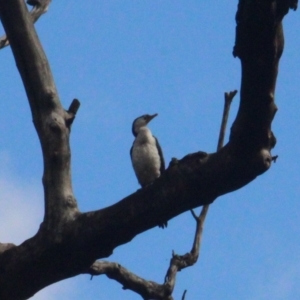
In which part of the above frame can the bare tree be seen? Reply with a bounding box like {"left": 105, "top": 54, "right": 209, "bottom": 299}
{"left": 0, "top": 0, "right": 297, "bottom": 299}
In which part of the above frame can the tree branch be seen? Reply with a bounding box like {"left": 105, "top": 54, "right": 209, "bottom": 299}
{"left": 0, "top": 0, "right": 297, "bottom": 299}
{"left": 84, "top": 204, "right": 209, "bottom": 300}
{"left": 87, "top": 261, "right": 170, "bottom": 300}
{"left": 0, "top": 0, "right": 51, "bottom": 49}
{"left": 0, "top": 0, "right": 79, "bottom": 234}
{"left": 84, "top": 90, "right": 236, "bottom": 299}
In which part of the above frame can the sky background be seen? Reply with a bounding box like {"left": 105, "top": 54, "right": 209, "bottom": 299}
{"left": 1, "top": 1, "right": 300, "bottom": 299}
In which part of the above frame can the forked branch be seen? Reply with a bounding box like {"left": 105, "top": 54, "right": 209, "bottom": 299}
{"left": 84, "top": 90, "right": 236, "bottom": 300}
{"left": 0, "top": 0, "right": 51, "bottom": 49}
{"left": 0, "top": 1, "right": 297, "bottom": 299}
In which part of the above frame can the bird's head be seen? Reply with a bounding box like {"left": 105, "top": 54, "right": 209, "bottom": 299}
{"left": 132, "top": 113, "right": 158, "bottom": 137}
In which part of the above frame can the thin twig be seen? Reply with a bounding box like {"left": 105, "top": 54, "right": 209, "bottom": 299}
{"left": 217, "top": 90, "right": 237, "bottom": 151}
{"left": 195, "top": 89, "right": 237, "bottom": 242}
{"left": 186, "top": 90, "right": 238, "bottom": 298}
{"left": 199, "top": 90, "right": 238, "bottom": 228}
{"left": 181, "top": 290, "right": 187, "bottom": 300}
{"left": 163, "top": 90, "right": 237, "bottom": 297}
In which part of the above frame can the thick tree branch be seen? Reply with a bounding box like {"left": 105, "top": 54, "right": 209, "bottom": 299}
{"left": 0, "top": 0, "right": 51, "bottom": 49}
{"left": 0, "top": 0, "right": 297, "bottom": 299}
{"left": 231, "top": 0, "right": 297, "bottom": 153}
{"left": 0, "top": 0, "right": 79, "bottom": 234}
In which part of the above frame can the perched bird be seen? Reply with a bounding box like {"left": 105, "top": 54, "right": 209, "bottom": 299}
{"left": 130, "top": 113, "right": 167, "bottom": 228}
{"left": 130, "top": 113, "right": 165, "bottom": 187}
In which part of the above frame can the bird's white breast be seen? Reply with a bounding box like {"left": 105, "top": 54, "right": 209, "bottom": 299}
{"left": 131, "top": 128, "right": 161, "bottom": 186}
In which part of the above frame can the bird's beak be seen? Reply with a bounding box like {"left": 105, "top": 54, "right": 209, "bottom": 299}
{"left": 146, "top": 113, "right": 158, "bottom": 123}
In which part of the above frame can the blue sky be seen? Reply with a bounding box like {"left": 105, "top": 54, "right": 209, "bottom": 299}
{"left": 0, "top": 1, "right": 300, "bottom": 299}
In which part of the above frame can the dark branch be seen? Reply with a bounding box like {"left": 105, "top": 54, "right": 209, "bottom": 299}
{"left": 185, "top": 88, "right": 236, "bottom": 273}
{"left": 86, "top": 261, "right": 170, "bottom": 300}
{"left": 68, "top": 98, "right": 80, "bottom": 115}
{"left": 217, "top": 90, "right": 238, "bottom": 151}
{"left": 0, "top": 0, "right": 297, "bottom": 299}
{"left": 84, "top": 203, "right": 209, "bottom": 300}
{"left": 0, "top": 0, "right": 51, "bottom": 50}
{"left": 66, "top": 98, "right": 81, "bottom": 127}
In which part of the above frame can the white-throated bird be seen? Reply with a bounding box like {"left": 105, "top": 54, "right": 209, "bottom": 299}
{"left": 130, "top": 113, "right": 167, "bottom": 228}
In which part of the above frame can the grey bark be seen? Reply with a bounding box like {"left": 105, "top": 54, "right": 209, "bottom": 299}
{"left": 0, "top": 0, "right": 297, "bottom": 299}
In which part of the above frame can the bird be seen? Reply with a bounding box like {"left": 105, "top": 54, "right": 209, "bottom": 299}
{"left": 130, "top": 113, "right": 167, "bottom": 228}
